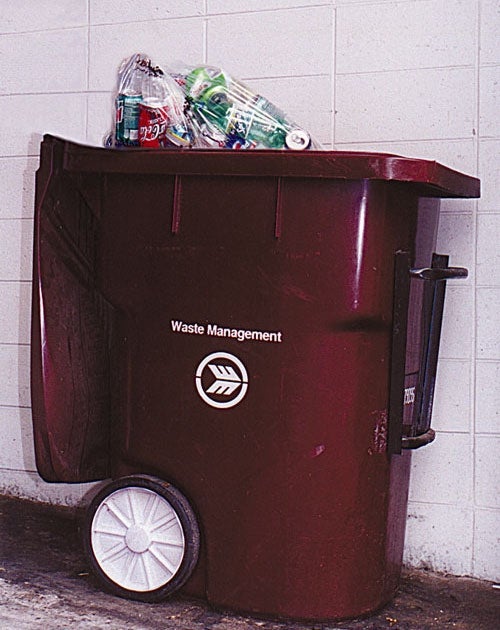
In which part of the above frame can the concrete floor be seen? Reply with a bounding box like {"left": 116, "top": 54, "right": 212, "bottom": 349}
{"left": 0, "top": 495, "right": 498, "bottom": 629}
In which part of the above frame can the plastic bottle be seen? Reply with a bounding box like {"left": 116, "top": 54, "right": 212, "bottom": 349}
{"left": 139, "top": 66, "right": 191, "bottom": 148}
{"left": 115, "top": 56, "right": 148, "bottom": 146}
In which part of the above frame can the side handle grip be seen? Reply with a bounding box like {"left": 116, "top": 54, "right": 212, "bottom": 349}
{"left": 410, "top": 267, "right": 468, "bottom": 281}
{"left": 389, "top": 252, "right": 468, "bottom": 454}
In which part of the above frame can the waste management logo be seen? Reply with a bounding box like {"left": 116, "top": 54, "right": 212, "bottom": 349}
{"left": 195, "top": 352, "right": 248, "bottom": 409}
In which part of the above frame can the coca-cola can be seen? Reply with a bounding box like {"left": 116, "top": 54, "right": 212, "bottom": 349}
{"left": 139, "top": 102, "right": 171, "bottom": 148}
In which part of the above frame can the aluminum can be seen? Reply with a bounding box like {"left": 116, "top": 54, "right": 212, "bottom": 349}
{"left": 115, "top": 94, "right": 142, "bottom": 146}
{"left": 139, "top": 101, "right": 191, "bottom": 148}
{"left": 139, "top": 102, "right": 170, "bottom": 148}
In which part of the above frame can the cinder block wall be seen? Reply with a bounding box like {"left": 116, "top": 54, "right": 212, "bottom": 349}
{"left": 0, "top": 0, "right": 498, "bottom": 581}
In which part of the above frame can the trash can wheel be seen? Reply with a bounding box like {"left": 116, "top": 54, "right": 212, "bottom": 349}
{"left": 83, "top": 475, "right": 200, "bottom": 602}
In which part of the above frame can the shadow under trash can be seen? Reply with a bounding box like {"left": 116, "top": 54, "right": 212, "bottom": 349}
{"left": 31, "top": 135, "right": 480, "bottom": 621}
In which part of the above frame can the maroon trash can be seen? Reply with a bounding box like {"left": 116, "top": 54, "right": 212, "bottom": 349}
{"left": 31, "top": 135, "right": 479, "bottom": 620}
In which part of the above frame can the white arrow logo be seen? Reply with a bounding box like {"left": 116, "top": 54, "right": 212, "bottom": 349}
{"left": 195, "top": 352, "right": 249, "bottom": 409}
{"left": 206, "top": 365, "right": 242, "bottom": 395}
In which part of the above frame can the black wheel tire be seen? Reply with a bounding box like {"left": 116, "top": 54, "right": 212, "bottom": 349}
{"left": 83, "top": 475, "right": 200, "bottom": 602}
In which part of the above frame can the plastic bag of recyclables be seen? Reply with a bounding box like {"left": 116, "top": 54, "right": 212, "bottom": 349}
{"left": 111, "top": 53, "right": 192, "bottom": 148}
{"left": 108, "top": 53, "right": 317, "bottom": 151}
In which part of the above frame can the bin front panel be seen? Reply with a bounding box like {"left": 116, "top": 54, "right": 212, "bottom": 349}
{"left": 98, "top": 174, "right": 419, "bottom": 618}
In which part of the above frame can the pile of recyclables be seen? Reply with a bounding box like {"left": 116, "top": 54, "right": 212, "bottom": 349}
{"left": 109, "top": 53, "right": 316, "bottom": 151}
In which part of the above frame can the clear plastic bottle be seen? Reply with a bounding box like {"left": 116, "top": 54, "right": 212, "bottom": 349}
{"left": 139, "top": 66, "right": 192, "bottom": 148}
{"left": 115, "top": 55, "right": 148, "bottom": 146}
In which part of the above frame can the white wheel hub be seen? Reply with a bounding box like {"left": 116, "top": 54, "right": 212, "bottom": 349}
{"left": 125, "top": 524, "right": 151, "bottom": 554}
{"left": 91, "top": 486, "right": 186, "bottom": 592}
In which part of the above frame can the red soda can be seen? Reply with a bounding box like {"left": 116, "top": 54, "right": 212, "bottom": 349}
{"left": 139, "top": 100, "right": 172, "bottom": 147}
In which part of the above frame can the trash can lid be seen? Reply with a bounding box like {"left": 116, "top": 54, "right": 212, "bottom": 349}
{"left": 49, "top": 135, "right": 480, "bottom": 199}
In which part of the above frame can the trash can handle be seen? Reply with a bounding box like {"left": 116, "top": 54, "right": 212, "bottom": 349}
{"left": 388, "top": 253, "right": 468, "bottom": 454}
{"left": 410, "top": 266, "right": 468, "bottom": 281}
{"left": 401, "top": 428, "right": 436, "bottom": 449}
{"left": 404, "top": 258, "right": 467, "bottom": 451}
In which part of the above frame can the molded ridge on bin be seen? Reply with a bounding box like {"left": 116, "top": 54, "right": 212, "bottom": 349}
{"left": 31, "top": 135, "right": 479, "bottom": 622}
